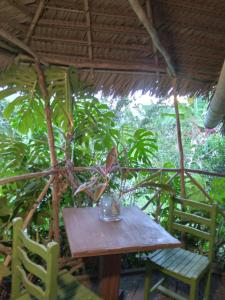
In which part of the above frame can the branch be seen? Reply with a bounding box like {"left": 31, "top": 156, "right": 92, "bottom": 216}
{"left": 128, "top": 0, "right": 176, "bottom": 77}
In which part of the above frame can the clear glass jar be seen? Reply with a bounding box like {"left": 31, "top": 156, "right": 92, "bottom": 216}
{"left": 98, "top": 194, "right": 121, "bottom": 222}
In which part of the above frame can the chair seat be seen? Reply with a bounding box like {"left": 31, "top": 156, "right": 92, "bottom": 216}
{"left": 148, "top": 248, "right": 210, "bottom": 279}
{"left": 57, "top": 272, "right": 101, "bottom": 300}
{"left": 14, "top": 272, "right": 101, "bottom": 300}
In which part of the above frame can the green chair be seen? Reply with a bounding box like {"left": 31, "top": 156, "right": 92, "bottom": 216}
{"left": 144, "top": 197, "right": 217, "bottom": 300}
{"left": 11, "top": 218, "right": 101, "bottom": 300}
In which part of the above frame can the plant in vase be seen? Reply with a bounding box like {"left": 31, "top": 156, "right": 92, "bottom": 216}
{"left": 73, "top": 146, "right": 175, "bottom": 221}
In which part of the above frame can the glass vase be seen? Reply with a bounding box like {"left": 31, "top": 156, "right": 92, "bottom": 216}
{"left": 98, "top": 194, "right": 121, "bottom": 222}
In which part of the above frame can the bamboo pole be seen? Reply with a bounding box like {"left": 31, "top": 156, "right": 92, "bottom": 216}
{"left": 128, "top": 0, "right": 176, "bottom": 77}
{"left": 0, "top": 244, "right": 11, "bottom": 255}
{"left": 34, "top": 62, "right": 60, "bottom": 242}
{"left": 120, "top": 167, "right": 225, "bottom": 177}
{"left": 173, "top": 79, "right": 186, "bottom": 197}
{"left": 185, "top": 171, "right": 212, "bottom": 202}
{"left": 2, "top": 166, "right": 225, "bottom": 187}
{"left": 25, "top": 0, "right": 45, "bottom": 44}
{"left": 0, "top": 28, "right": 45, "bottom": 65}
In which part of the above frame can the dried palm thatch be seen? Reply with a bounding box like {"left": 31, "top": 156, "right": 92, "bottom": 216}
{"left": 0, "top": 0, "right": 224, "bottom": 97}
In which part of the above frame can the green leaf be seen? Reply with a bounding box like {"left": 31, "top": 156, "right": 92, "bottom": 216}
{"left": 3, "top": 95, "right": 27, "bottom": 119}
{"left": 0, "top": 87, "right": 19, "bottom": 100}
{"left": 0, "top": 264, "right": 11, "bottom": 277}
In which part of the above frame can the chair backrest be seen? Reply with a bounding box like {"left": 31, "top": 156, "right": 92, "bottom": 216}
{"left": 11, "top": 218, "right": 59, "bottom": 300}
{"left": 168, "top": 196, "right": 217, "bottom": 262}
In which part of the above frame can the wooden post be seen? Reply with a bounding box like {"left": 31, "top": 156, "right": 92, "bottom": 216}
{"left": 173, "top": 79, "right": 186, "bottom": 197}
{"left": 34, "top": 62, "right": 60, "bottom": 243}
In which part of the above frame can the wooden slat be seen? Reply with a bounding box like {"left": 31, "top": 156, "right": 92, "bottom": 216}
{"left": 152, "top": 248, "right": 180, "bottom": 266}
{"left": 148, "top": 249, "right": 162, "bottom": 259}
{"left": 150, "top": 278, "right": 165, "bottom": 293}
{"left": 161, "top": 249, "right": 186, "bottom": 269}
{"left": 17, "top": 247, "right": 47, "bottom": 282}
{"left": 180, "top": 253, "right": 207, "bottom": 277}
{"left": 19, "top": 230, "right": 48, "bottom": 259}
{"left": 175, "top": 197, "right": 212, "bottom": 212}
{"left": 170, "top": 250, "right": 196, "bottom": 274}
{"left": 174, "top": 210, "right": 211, "bottom": 227}
{"left": 186, "top": 256, "right": 209, "bottom": 278}
{"left": 172, "top": 223, "right": 210, "bottom": 240}
{"left": 157, "top": 285, "right": 187, "bottom": 300}
{"left": 17, "top": 266, "right": 45, "bottom": 299}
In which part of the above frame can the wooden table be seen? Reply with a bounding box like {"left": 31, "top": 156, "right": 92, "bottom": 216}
{"left": 63, "top": 206, "right": 181, "bottom": 300}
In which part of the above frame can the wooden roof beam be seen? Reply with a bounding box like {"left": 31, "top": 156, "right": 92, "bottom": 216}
{"left": 38, "top": 19, "right": 148, "bottom": 36}
{"left": 0, "top": 40, "right": 18, "bottom": 54}
{"left": 128, "top": 0, "right": 176, "bottom": 77}
{"left": 19, "top": 52, "right": 167, "bottom": 75}
{"left": 6, "top": 0, "right": 32, "bottom": 21}
{"left": 0, "top": 28, "right": 45, "bottom": 64}
{"left": 35, "top": 4, "right": 137, "bottom": 20}
{"left": 19, "top": 53, "right": 166, "bottom": 73}
{"left": 32, "top": 35, "right": 153, "bottom": 53}
{"left": 25, "top": 0, "right": 45, "bottom": 44}
{"left": 84, "top": 0, "right": 93, "bottom": 62}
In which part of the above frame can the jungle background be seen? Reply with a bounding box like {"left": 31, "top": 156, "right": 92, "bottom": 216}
{"left": 0, "top": 66, "right": 224, "bottom": 279}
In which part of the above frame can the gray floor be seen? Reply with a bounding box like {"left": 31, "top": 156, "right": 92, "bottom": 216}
{"left": 120, "top": 273, "right": 169, "bottom": 300}
{"left": 119, "top": 272, "right": 224, "bottom": 300}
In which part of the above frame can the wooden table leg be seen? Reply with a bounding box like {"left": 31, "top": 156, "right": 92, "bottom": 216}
{"left": 99, "top": 254, "right": 121, "bottom": 300}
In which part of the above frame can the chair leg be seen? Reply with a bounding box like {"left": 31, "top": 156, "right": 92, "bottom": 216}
{"left": 204, "top": 271, "right": 212, "bottom": 300}
{"left": 189, "top": 279, "right": 198, "bottom": 300}
{"left": 144, "top": 262, "right": 153, "bottom": 300}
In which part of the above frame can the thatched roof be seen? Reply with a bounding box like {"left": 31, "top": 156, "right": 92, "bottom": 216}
{"left": 0, "top": 0, "right": 225, "bottom": 97}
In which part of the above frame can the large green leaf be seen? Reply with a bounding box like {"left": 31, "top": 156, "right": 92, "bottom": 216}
{"left": 128, "top": 128, "right": 158, "bottom": 165}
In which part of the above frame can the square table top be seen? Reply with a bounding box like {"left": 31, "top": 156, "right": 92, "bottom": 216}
{"left": 63, "top": 206, "right": 181, "bottom": 258}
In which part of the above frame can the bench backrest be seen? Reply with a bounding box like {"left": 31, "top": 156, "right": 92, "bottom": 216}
{"left": 11, "top": 218, "right": 59, "bottom": 300}
{"left": 168, "top": 196, "right": 217, "bottom": 262}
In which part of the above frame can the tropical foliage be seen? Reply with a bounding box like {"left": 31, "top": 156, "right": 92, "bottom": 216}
{"left": 0, "top": 65, "right": 224, "bottom": 276}
{"left": 0, "top": 65, "right": 161, "bottom": 271}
